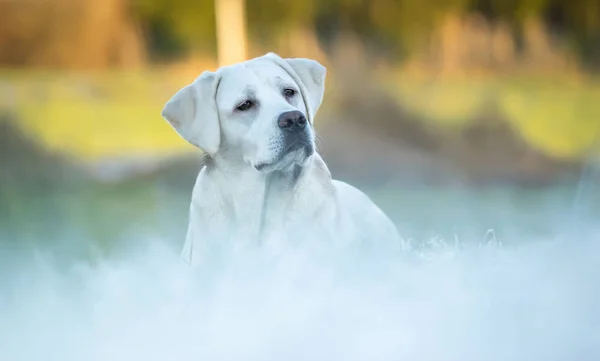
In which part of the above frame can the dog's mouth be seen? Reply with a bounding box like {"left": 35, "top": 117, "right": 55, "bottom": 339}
{"left": 254, "top": 140, "right": 314, "bottom": 172}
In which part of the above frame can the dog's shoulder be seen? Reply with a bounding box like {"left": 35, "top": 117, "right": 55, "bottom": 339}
{"left": 332, "top": 179, "right": 399, "bottom": 242}
{"left": 331, "top": 180, "right": 371, "bottom": 207}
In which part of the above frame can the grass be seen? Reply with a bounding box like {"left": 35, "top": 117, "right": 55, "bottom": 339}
{"left": 1, "top": 68, "right": 196, "bottom": 160}
{"left": 2, "top": 67, "right": 599, "bottom": 161}
{"left": 381, "top": 71, "right": 600, "bottom": 159}
{"left": 0, "top": 172, "right": 191, "bottom": 257}
{"left": 499, "top": 78, "right": 600, "bottom": 158}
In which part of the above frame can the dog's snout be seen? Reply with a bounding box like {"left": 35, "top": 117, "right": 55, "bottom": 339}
{"left": 277, "top": 111, "right": 307, "bottom": 131}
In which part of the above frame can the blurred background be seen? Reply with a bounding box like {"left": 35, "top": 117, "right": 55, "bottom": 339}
{"left": 1, "top": 0, "right": 599, "bottom": 261}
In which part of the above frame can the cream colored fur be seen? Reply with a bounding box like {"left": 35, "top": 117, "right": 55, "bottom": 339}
{"left": 162, "top": 52, "right": 399, "bottom": 266}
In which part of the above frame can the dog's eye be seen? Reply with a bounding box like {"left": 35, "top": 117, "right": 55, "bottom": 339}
{"left": 283, "top": 88, "right": 296, "bottom": 97}
{"left": 236, "top": 100, "right": 254, "bottom": 112}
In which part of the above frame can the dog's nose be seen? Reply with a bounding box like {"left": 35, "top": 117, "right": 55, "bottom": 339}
{"left": 277, "top": 111, "right": 307, "bottom": 131}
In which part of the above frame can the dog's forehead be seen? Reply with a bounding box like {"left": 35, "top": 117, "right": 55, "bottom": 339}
{"left": 217, "top": 60, "right": 296, "bottom": 96}
{"left": 245, "top": 58, "right": 293, "bottom": 80}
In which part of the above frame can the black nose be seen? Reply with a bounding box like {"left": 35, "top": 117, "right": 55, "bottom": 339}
{"left": 277, "top": 110, "right": 307, "bottom": 131}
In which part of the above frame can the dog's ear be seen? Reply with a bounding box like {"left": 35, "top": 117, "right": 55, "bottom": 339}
{"left": 265, "top": 53, "right": 326, "bottom": 123}
{"left": 162, "top": 71, "right": 221, "bottom": 155}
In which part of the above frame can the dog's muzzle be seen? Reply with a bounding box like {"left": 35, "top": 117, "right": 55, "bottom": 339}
{"left": 278, "top": 110, "right": 314, "bottom": 155}
{"left": 277, "top": 110, "right": 307, "bottom": 131}
{"left": 253, "top": 111, "right": 314, "bottom": 172}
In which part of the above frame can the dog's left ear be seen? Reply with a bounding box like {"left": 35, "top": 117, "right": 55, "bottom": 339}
{"left": 265, "top": 53, "right": 326, "bottom": 123}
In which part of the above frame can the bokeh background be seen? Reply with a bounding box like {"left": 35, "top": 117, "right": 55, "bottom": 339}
{"left": 1, "top": 1, "right": 600, "bottom": 360}
{"left": 1, "top": 0, "right": 599, "bottom": 259}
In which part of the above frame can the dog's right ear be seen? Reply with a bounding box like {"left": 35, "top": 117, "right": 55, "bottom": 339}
{"left": 161, "top": 71, "right": 221, "bottom": 155}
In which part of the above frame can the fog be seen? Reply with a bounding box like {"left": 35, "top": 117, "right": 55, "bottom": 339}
{"left": 2, "top": 223, "right": 599, "bottom": 361}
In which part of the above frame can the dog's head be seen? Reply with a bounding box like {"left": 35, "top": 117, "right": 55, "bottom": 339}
{"left": 162, "top": 53, "right": 326, "bottom": 172}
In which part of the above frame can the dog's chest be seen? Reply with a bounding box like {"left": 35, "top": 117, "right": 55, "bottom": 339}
{"left": 192, "top": 168, "right": 341, "bottom": 250}
{"left": 259, "top": 194, "right": 338, "bottom": 249}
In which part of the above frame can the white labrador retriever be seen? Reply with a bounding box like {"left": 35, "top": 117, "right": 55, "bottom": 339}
{"left": 162, "top": 52, "right": 399, "bottom": 266}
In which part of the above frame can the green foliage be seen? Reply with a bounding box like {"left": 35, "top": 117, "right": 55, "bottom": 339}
{"left": 132, "top": 0, "right": 217, "bottom": 58}
{"left": 129, "top": 0, "right": 599, "bottom": 64}
{"left": 246, "top": 0, "right": 315, "bottom": 36}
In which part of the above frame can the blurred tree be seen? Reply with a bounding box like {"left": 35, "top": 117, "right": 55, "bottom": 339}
{"left": 0, "top": 0, "right": 145, "bottom": 68}
{"left": 245, "top": 0, "right": 315, "bottom": 40}
{"left": 132, "top": 0, "right": 216, "bottom": 61}
{"left": 0, "top": 0, "right": 598, "bottom": 69}
{"left": 215, "top": 0, "right": 247, "bottom": 65}
{"left": 550, "top": 0, "right": 600, "bottom": 68}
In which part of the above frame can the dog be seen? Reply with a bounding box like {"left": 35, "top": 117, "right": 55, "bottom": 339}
{"left": 162, "top": 52, "right": 400, "bottom": 266}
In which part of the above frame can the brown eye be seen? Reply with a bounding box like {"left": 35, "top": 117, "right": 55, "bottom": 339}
{"left": 283, "top": 88, "right": 296, "bottom": 97}
{"left": 236, "top": 100, "right": 253, "bottom": 111}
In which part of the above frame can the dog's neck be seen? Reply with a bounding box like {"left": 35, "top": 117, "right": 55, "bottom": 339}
{"left": 201, "top": 152, "right": 335, "bottom": 229}
{"left": 205, "top": 152, "right": 332, "bottom": 194}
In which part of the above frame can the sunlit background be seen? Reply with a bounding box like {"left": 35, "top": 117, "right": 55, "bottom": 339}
{"left": 1, "top": 1, "right": 600, "bottom": 360}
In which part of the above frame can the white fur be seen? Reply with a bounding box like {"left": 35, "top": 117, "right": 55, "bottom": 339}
{"left": 162, "top": 52, "right": 400, "bottom": 266}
